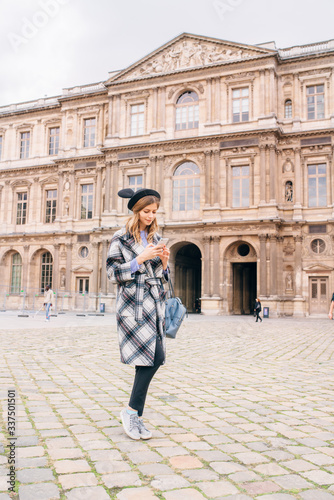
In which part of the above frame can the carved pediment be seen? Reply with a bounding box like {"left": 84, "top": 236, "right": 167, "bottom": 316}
{"left": 303, "top": 264, "right": 333, "bottom": 272}
{"left": 107, "top": 33, "right": 275, "bottom": 83}
{"left": 72, "top": 266, "right": 92, "bottom": 273}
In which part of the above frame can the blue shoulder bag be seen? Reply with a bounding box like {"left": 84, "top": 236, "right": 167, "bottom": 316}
{"left": 165, "top": 278, "right": 187, "bottom": 339}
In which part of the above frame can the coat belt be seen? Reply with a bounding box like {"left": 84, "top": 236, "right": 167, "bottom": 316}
{"left": 134, "top": 275, "right": 161, "bottom": 323}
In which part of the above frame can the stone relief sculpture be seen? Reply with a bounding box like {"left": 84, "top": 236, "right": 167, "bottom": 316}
{"left": 285, "top": 181, "right": 293, "bottom": 202}
{"left": 285, "top": 272, "right": 293, "bottom": 291}
{"left": 127, "top": 41, "right": 254, "bottom": 79}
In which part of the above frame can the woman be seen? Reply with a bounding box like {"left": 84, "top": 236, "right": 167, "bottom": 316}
{"left": 106, "top": 188, "right": 170, "bottom": 440}
{"left": 329, "top": 292, "right": 334, "bottom": 320}
{"left": 254, "top": 298, "right": 262, "bottom": 322}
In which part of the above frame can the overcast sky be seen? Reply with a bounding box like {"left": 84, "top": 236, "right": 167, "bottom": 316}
{"left": 1, "top": 0, "right": 333, "bottom": 106}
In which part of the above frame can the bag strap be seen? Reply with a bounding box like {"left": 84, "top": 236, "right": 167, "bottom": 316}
{"left": 168, "top": 276, "right": 176, "bottom": 298}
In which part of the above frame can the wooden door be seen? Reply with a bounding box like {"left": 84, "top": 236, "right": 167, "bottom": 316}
{"left": 309, "top": 277, "right": 328, "bottom": 314}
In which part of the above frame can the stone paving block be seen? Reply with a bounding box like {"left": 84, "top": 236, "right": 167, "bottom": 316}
{"left": 216, "top": 496, "right": 252, "bottom": 500}
{"left": 254, "top": 463, "right": 289, "bottom": 475}
{"left": 0, "top": 477, "right": 8, "bottom": 491}
{"left": 16, "top": 457, "right": 47, "bottom": 468}
{"left": 17, "top": 446, "right": 45, "bottom": 458}
{"left": 301, "top": 470, "right": 334, "bottom": 485}
{"left": 128, "top": 450, "right": 162, "bottom": 464}
{"left": 95, "top": 460, "right": 131, "bottom": 474}
{"left": 280, "top": 459, "right": 318, "bottom": 472}
{"left": 210, "top": 461, "right": 246, "bottom": 474}
{"left": 48, "top": 448, "right": 84, "bottom": 460}
{"left": 196, "top": 450, "right": 230, "bottom": 461}
{"left": 17, "top": 468, "right": 55, "bottom": 483}
{"left": 264, "top": 451, "right": 294, "bottom": 461}
{"left": 151, "top": 474, "right": 190, "bottom": 490}
{"left": 163, "top": 489, "right": 206, "bottom": 500}
{"left": 138, "top": 463, "right": 174, "bottom": 476}
{"left": 16, "top": 437, "right": 39, "bottom": 447}
{"left": 158, "top": 446, "right": 190, "bottom": 457}
{"left": 300, "top": 491, "right": 334, "bottom": 500}
{"left": 197, "top": 480, "right": 239, "bottom": 497}
{"left": 243, "top": 481, "right": 281, "bottom": 495}
{"left": 46, "top": 437, "right": 76, "bottom": 449}
{"left": 102, "top": 471, "right": 141, "bottom": 488}
{"left": 116, "top": 486, "right": 159, "bottom": 499}
{"left": 256, "top": 495, "right": 298, "bottom": 500}
{"left": 80, "top": 440, "right": 112, "bottom": 450}
{"left": 0, "top": 494, "right": 11, "bottom": 500}
{"left": 182, "top": 468, "right": 219, "bottom": 481}
{"left": 18, "top": 482, "right": 60, "bottom": 500}
{"left": 234, "top": 452, "right": 270, "bottom": 464}
{"left": 302, "top": 453, "right": 334, "bottom": 465}
{"left": 169, "top": 433, "right": 201, "bottom": 442}
{"left": 54, "top": 459, "right": 91, "bottom": 474}
{"left": 169, "top": 455, "right": 203, "bottom": 469}
{"left": 273, "top": 474, "right": 313, "bottom": 489}
{"left": 59, "top": 473, "right": 98, "bottom": 490}
{"left": 88, "top": 449, "right": 123, "bottom": 461}
{"left": 65, "top": 486, "right": 110, "bottom": 500}
{"left": 228, "top": 471, "right": 262, "bottom": 482}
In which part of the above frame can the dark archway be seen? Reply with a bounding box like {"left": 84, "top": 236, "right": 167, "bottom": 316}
{"left": 174, "top": 243, "right": 201, "bottom": 313}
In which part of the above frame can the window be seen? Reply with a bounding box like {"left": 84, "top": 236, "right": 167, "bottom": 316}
{"left": 285, "top": 99, "right": 292, "bottom": 119}
{"left": 81, "top": 184, "right": 93, "bottom": 219}
{"left": 232, "top": 88, "right": 249, "bottom": 122}
{"left": 309, "top": 225, "right": 326, "bottom": 234}
{"left": 0, "top": 136, "right": 2, "bottom": 160}
{"left": 173, "top": 162, "right": 200, "bottom": 211}
{"left": 308, "top": 164, "right": 327, "bottom": 207}
{"left": 130, "top": 104, "right": 145, "bottom": 136}
{"left": 83, "top": 118, "right": 96, "bottom": 147}
{"left": 11, "top": 253, "right": 22, "bottom": 294}
{"left": 307, "top": 85, "right": 324, "bottom": 120}
{"left": 77, "top": 277, "right": 89, "bottom": 293}
{"left": 175, "top": 91, "right": 199, "bottom": 130}
{"left": 41, "top": 252, "right": 53, "bottom": 292}
{"left": 128, "top": 175, "right": 143, "bottom": 192}
{"left": 45, "top": 189, "right": 57, "bottom": 223}
{"left": 20, "top": 132, "right": 30, "bottom": 159}
{"left": 311, "top": 239, "right": 326, "bottom": 254}
{"left": 49, "top": 127, "right": 60, "bottom": 155}
{"left": 16, "top": 192, "right": 27, "bottom": 224}
{"left": 232, "top": 166, "right": 250, "bottom": 207}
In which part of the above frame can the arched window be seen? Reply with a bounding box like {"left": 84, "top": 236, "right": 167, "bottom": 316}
{"left": 11, "top": 253, "right": 22, "bottom": 294}
{"left": 285, "top": 99, "right": 292, "bottom": 119}
{"left": 41, "top": 252, "right": 53, "bottom": 292}
{"left": 175, "top": 91, "right": 199, "bottom": 130}
{"left": 173, "top": 162, "right": 200, "bottom": 211}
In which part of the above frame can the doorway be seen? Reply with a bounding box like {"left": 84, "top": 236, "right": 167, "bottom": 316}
{"left": 309, "top": 277, "right": 328, "bottom": 314}
{"left": 174, "top": 243, "right": 201, "bottom": 313}
{"left": 233, "top": 263, "right": 257, "bottom": 314}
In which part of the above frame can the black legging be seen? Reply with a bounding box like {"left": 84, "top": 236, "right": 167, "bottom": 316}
{"left": 128, "top": 336, "right": 165, "bottom": 417}
{"left": 255, "top": 310, "right": 262, "bottom": 322}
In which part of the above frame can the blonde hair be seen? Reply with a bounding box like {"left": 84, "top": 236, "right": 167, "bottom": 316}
{"left": 126, "top": 196, "right": 160, "bottom": 243}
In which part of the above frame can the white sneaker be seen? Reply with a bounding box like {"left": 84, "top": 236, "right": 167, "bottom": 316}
{"left": 138, "top": 418, "right": 152, "bottom": 440}
{"left": 120, "top": 409, "right": 140, "bottom": 440}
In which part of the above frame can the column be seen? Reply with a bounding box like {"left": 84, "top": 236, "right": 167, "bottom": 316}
{"left": 269, "top": 145, "right": 277, "bottom": 203}
{"left": 69, "top": 171, "right": 75, "bottom": 218}
{"left": 65, "top": 243, "right": 72, "bottom": 292}
{"left": 206, "top": 78, "right": 212, "bottom": 123}
{"left": 57, "top": 171, "right": 64, "bottom": 219}
{"left": 294, "top": 73, "right": 300, "bottom": 120}
{"left": 202, "top": 236, "right": 211, "bottom": 296}
{"left": 107, "top": 96, "right": 113, "bottom": 138}
{"left": 22, "top": 245, "right": 30, "bottom": 290}
{"left": 158, "top": 156, "right": 164, "bottom": 197}
{"left": 160, "top": 87, "right": 166, "bottom": 129}
{"left": 95, "top": 166, "right": 102, "bottom": 218}
{"left": 260, "top": 145, "right": 266, "bottom": 204}
{"left": 92, "top": 242, "right": 99, "bottom": 294}
{"left": 294, "top": 148, "right": 302, "bottom": 208}
{"left": 204, "top": 151, "right": 211, "bottom": 206}
{"left": 215, "top": 77, "right": 221, "bottom": 122}
{"left": 104, "top": 162, "right": 111, "bottom": 212}
{"left": 97, "top": 107, "right": 103, "bottom": 146}
{"left": 101, "top": 240, "right": 108, "bottom": 294}
{"left": 277, "top": 236, "right": 284, "bottom": 296}
{"left": 114, "top": 95, "right": 120, "bottom": 136}
{"left": 259, "top": 234, "right": 267, "bottom": 296}
{"left": 250, "top": 155, "right": 255, "bottom": 206}
{"left": 111, "top": 160, "right": 118, "bottom": 211}
{"left": 269, "top": 235, "right": 277, "bottom": 296}
{"left": 294, "top": 235, "right": 303, "bottom": 297}
{"left": 53, "top": 244, "right": 60, "bottom": 291}
{"left": 150, "top": 156, "right": 157, "bottom": 191}
{"left": 269, "top": 68, "right": 275, "bottom": 114}
{"left": 152, "top": 88, "right": 158, "bottom": 130}
{"left": 260, "top": 70, "right": 265, "bottom": 116}
{"left": 212, "top": 236, "right": 220, "bottom": 296}
{"left": 213, "top": 150, "right": 220, "bottom": 206}
{"left": 265, "top": 69, "right": 270, "bottom": 115}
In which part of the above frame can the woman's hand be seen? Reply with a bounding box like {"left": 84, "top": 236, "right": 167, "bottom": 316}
{"left": 160, "top": 247, "right": 170, "bottom": 270}
{"left": 136, "top": 244, "right": 164, "bottom": 265}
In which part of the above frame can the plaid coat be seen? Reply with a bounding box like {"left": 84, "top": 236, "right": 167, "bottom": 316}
{"left": 106, "top": 227, "right": 168, "bottom": 367}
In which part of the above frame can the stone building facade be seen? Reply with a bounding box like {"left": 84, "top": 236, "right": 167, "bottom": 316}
{"left": 0, "top": 33, "right": 333, "bottom": 316}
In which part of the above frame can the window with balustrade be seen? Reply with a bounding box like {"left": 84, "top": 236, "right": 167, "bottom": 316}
{"left": 20, "top": 132, "right": 30, "bottom": 159}
{"left": 175, "top": 92, "right": 199, "bottom": 130}
{"left": 81, "top": 184, "right": 93, "bottom": 219}
{"left": 83, "top": 118, "right": 96, "bottom": 147}
{"left": 308, "top": 164, "right": 327, "bottom": 207}
{"left": 307, "top": 85, "right": 325, "bottom": 120}
{"left": 130, "top": 104, "right": 145, "bottom": 136}
{"left": 173, "top": 162, "right": 200, "bottom": 211}
{"left": 232, "top": 88, "right": 249, "bottom": 122}
{"left": 49, "top": 127, "right": 60, "bottom": 155}
{"left": 232, "top": 166, "right": 250, "bottom": 207}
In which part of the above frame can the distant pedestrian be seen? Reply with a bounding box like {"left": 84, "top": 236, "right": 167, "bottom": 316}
{"left": 106, "top": 188, "right": 170, "bottom": 441}
{"left": 254, "top": 298, "right": 262, "bottom": 322}
{"left": 329, "top": 292, "right": 334, "bottom": 320}
{"left": 44, "top": 285, "right": 53, "bottom": 322}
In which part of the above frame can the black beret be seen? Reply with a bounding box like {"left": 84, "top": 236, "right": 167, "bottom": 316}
{"left": 118, "top": 188, "right": 161, "bottom": 210}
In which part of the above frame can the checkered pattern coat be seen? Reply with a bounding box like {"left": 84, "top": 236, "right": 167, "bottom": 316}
{"left": 106, "top": 227, "right": 168, "bottom": 367}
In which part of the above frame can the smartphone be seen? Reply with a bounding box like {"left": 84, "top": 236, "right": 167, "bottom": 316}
{"left": 155, "top": 237, "right": 169, "bottom": 248}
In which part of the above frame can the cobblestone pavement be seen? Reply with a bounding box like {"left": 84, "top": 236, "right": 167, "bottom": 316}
{"left": 0, "top": 314, "right": 334, "bottom": 500}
